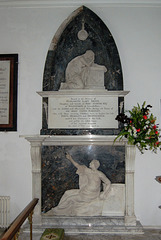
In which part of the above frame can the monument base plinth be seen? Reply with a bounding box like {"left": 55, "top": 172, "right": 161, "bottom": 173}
{"left": 40, "top": 216, "right": 143, "bottom": 235}
{"left": 22, "top": 216, "right": 143, "bottom": 237}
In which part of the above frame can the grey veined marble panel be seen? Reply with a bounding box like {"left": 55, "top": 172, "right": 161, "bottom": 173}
{"left": 41, "top": 145, "right": 125, "bottom": 213}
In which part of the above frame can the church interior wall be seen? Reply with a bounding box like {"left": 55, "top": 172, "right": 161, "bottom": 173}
{"left": 0, "top": 1, "right": 161, "bottom": 227}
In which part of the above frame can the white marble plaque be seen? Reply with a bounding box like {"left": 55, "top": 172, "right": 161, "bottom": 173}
{"left": 0, "top": 61, "right": 10, "bottom": 124}
{"left": 102, "top": 184, "right": 125, "bottom": 216}
{"left": 48, "top": 95, "right": 118, "bottom": 129}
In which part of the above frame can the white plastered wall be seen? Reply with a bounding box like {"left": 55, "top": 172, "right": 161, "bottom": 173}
{"left": 0, "top": 0, "right": 161, "bottom": 227}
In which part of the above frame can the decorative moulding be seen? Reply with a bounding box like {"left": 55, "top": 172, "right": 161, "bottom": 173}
{"left": 37, "top": 90, "right": 130, "bottom": 97}
{"left": 21, "top": 134, "right": 128, "bottom": 146}
{"left": 0, "top": 0, "right": 161, "bottom": 8}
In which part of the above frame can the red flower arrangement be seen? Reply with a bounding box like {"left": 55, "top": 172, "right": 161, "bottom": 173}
{"left": 115, "top": 102, "right": 161, "bottom": 153}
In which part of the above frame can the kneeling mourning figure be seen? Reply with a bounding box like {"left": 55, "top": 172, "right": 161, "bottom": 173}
{"left": 46, "top": 153, "right": 111, "bottom": 216}
{"left": 60, "top": 50, "right": 107, "bottom": 90}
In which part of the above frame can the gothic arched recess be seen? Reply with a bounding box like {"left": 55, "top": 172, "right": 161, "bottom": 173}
{"left": 43, "top": 6, "right": 123, "bottom": 92}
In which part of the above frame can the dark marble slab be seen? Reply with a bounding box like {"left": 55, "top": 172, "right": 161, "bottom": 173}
{"left": 40, "top": 128, "right": 121, "bottom": 136}
{"left": 43, "top": 6, "right": 123, "bottom": 92}
{"left": 41, "top": 145, "right": 125, "bottom": 213}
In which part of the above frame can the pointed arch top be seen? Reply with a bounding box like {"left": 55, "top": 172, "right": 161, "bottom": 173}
{"left": 43, "top": 6, "right": 123, "bottom": 91}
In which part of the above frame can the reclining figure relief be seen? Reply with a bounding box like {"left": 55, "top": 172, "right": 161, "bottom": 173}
{"left": 46, "top": 153, "right": 111, "bottom": 216}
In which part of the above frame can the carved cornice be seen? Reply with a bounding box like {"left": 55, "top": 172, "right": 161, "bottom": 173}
{"left": 0, "top": 0, "right": 161, "bottom": 8}
{"left": 22, "top": 134, "right": 127, "bottom": 146}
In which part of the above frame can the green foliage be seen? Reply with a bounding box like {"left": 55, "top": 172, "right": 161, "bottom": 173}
{"left": 115, "top": 102, "right": 161, "bottom": 154}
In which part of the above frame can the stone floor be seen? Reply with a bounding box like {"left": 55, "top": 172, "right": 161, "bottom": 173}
{"left": 1, "top": 228, "right": 161, "bottom": 239}
{"left": 0, "top": 228, "right": 6, "bottom": 238}
{"left": 63, "top": 229, "right": 161, "bottom": 240}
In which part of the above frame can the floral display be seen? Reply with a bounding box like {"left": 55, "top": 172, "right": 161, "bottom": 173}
{"left": 115, "top": 102, "right": 161, "bottom": 153}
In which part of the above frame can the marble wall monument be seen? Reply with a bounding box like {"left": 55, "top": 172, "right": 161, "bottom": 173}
{"left": 23, "top": 6, "right": 143, "bottom": 234}
{"left": 40, "top": 5, "right": 126, "bottom": 136}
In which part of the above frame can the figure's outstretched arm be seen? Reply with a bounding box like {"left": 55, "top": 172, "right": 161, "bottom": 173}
{"left": 66, "top": 153, "right": 80, "bottom": 169}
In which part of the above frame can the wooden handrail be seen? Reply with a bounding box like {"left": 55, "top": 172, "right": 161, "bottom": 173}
{"left": 1, "top": 198, "right": 39, "bottom": 240}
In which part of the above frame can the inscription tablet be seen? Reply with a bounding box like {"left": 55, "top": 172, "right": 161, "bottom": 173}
{"left": 48, "top": 95, "right": 118, "bottom": 129}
